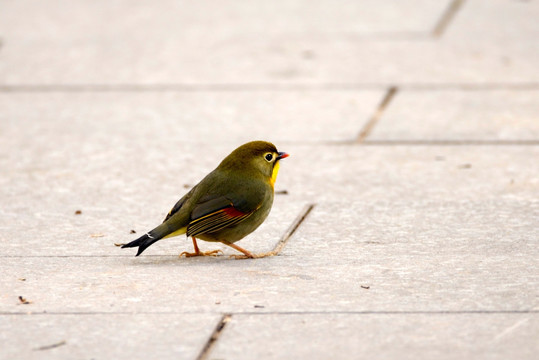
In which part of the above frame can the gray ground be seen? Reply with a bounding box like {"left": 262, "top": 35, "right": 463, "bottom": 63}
{"left": 1, "top": 1, "right": 538, "bottom": 359}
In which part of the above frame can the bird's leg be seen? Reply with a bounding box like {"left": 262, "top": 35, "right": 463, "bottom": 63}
{"left": 179, "top": 237, "right": 222, "bottom": 257}
{"left": 220, "top": 240, "right": 278, "bottom": 259}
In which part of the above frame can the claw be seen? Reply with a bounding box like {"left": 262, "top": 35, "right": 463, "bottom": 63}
{"left": 229, "top": 254, "right": 252, "bottom": 260}
{"left": 229, "top": 251, "right": 277, "bottom": 260}
{"left": 179, "top": 249, "right": 223, "bottom": 258}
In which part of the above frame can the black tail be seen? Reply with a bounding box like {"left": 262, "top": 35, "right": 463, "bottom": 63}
{"left": 121, "top": 232, "right": 161, "bottom": 256}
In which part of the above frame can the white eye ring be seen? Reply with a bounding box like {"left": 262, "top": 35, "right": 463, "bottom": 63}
{"left": 264, "top": 153, "right": 273, "bottom": 162}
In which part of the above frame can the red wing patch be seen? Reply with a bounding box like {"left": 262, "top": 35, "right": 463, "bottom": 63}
{"left": 222, "top": 207, "right": 246, "bottom": 218}
{"left": 186, "top": 206, "right": 252, "bottom": 237}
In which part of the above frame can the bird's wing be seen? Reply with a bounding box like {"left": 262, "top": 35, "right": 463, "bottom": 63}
{"left": 163, "top": 186, "right": 197, "bottom": 222}
{"left": 186, "top": 196, "right": 258, "bottom": 237}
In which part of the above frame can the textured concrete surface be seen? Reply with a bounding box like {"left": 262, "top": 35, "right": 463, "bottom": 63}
{"left": 0, "top": 0, "right": 449, "bottom": 85}
{"left": 0, "top": 1, "right": 536, "bottom": 85}
{"left": 214, "top": 313, "right": 539, "bottom": 360}
{"left": 0, "top": 313, "right": 220, "bottom": 360}
{"left": 2, "top": 200, "right": 536, "bottom": 314}
{"left": 370, "top": 90, "right": 539, "bottom": 141}
{"left": 0, "top": 91, "right": 383, "bottom": 145}
{"left": 1, "top": 1, "right": 538, "bottom": 359}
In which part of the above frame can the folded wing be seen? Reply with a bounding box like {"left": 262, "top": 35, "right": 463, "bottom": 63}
{"left": 186, "top": 196, "right": 255, "bottom": 237}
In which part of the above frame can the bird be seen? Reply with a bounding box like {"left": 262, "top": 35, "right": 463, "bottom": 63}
{"left": 120, "top": 140, "right": 289, "bottom": 259}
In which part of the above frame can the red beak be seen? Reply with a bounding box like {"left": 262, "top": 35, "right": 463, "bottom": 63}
{"left": 277, "top": 152, "right": 289, "bottom": 160}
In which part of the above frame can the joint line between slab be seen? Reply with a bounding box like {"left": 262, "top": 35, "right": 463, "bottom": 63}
{"left": 356, "top": 86, "right": 398, "bottom": 142}
{"left": 432, "top": 0, "right": 466, "bottom": 37}
{"left": 271, "top": 203, "right": 315, "bottom": 256}
{"left": 32, "top": 340, "right": 67, "bottom": 351}
{"left": 2, "top": 310, "right": 538, "bottom": 316}
{"left": 232, "top": 310, "right": 539, "bottom": 316}
{"left": 361, "top": 139, "right": 539, "bottom": 146}
{"left": 1, "top": 83, "right": 539, "bottom": 93}
{"left": 196, "top": 313, "right": 231, "bottom": 360}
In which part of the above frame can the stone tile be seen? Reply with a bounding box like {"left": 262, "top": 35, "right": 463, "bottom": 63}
{"left": 280, "top": 144, "right": 539, "bottom": 202}
{"left": 1, "top": 35, "right": 537, "bottom": 85}
{"left": 2, "top": 141, "right": 537, "bottom": 256}
{"left": 0, "top": 313, "right": 219, "bottom": 360}
{"left": 1, "top": 1, "right": 537, "bottom": 85}
{"left": 285, "top": 199, "right": 538, "bottom": 312}
{"left": 288, "top": 199, "right": 538, "bottom": 264}
{"left": 0, "top": 0, "right": 447, "bottom": 38}
{"left": 446, "top": 0, "right": 539, "bottom": 45}
{"left": 428, "top": 0, "right": 539, "bottom": 84}
{"left": 0, "top": 91, "right": 381, "bottom": 145}
{"left": 369, "top": 90, "right": 539, "bottom": 141}
{"left": 1, "top": 200, "right": 536, "bottom": 314}
{"left": 0, "top": 1, "right": 537, "bottom": 358}
{"left": 435, "top": 0, "right": 539, "bottom": 84}
{"left": 212, "top": 313, "right": 539, "bottom": 360}
{"left": 0, "top": 0, "right": 449, "bottom": 85}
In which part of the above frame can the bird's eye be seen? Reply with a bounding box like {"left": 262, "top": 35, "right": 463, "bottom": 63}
{"left": 264, "top": 153, "right": 273, "bottom": 162}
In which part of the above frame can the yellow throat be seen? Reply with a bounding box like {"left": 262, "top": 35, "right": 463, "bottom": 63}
{"left": 270, "top": 161, "right": 280, "bottom": 188}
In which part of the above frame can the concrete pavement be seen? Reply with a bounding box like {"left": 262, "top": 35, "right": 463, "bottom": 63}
{"left": 1, "top": 1, "right": 538, "bottom": 359}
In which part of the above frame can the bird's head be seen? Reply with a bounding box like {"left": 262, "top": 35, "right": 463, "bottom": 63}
{"left": 219, "top": 141, "right": 289, "bottom": 186}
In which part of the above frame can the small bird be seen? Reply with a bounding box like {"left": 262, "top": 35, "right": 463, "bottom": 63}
{"left": 121, "top": 141, "right": 289, "bottom": 259}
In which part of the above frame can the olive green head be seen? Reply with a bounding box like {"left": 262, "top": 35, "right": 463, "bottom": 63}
{"left": 218, "top": 141, "right": 289, "bottom": 183}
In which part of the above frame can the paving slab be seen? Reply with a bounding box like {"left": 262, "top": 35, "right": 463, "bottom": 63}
{"left": 446, "top": 0, "right": 539, "bottom": 45}
{"left": 2, "top": 143, "right": 538, "bottom": 256}
{"left": 0, "top": 0, "right": 448, "bottom": 85}
{"left": 0, "top": 1, "right": 538, "bottom": 358}
{"left": 0, "top": 313, "right": 219, "bottom": 360}
{"left": 1, "top": 35, "right": 537, "bottom": 86}
{"left": 369, "top": 90, "right": 539, "bottom": 141}
{"left": 212, "top": 313, "right": 539, "bottom": 360}
{"left": 2, "top": 199, "right": 536, "bottom": 314}
{"left": 282, "top": 144, "right": 539, "bottom": 202}
{"left": 0, "top": 91, "right": 382, "bottom": 145}
{"left": 0, "top": 0, "right": 446, "bottom": 37}
{"left": 438, "top": 0, "right": 539, "bottom": 84}
{"left": 1, "top": 1, "right": 537, "bottom": 85}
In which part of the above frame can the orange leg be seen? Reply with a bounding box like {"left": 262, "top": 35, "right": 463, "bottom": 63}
{"left": 220, "top": 241, "right": 278, "bottom": 259}
{"left": 179, "top": 237, "right": 222, "bottom": 257}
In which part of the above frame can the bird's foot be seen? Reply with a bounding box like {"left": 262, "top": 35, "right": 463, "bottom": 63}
{"left": 229, "top": 254, "right": 253, "bottom": 260}
{"left": 220, "top": 240, "right": 269, "bottom": 259}
{"left": 229, "top": 251, "right": 277, "bottom": 260}
{"left": 179, "top": 249, "right": 223, "bottom": 258}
